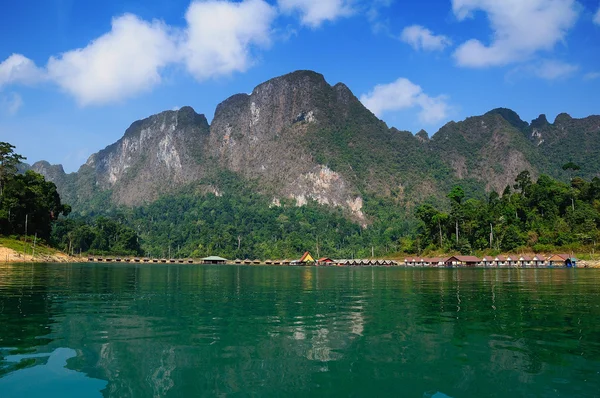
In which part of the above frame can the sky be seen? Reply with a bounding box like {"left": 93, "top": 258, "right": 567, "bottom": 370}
{"left": 1, "top": 0, "right": 599, "bottom": 172}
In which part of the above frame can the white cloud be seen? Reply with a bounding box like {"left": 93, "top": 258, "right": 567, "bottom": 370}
{"left": 0, "top": 0, "right": 277, "bottom": 106}
{"left": 183, "top": 0, "right": 277, "bottom": 80}
{"left": 0, "top": 92, "right": 23, "bottom": 115}
{"left": 400, "top": 25, "right": 452, "bottom": 51}
{"left": 452, "top": 0, "right": 579, "bottom": 67}
{"left": 594, "top": 6, "right": 600, "bottom": 25}
{"left": 47, "top": 14, "right": 176, "bottom": 105}
{"left": 360, "top": 78, "right": 450, "bottom": 124}
{"left": 278, "top": 0, "right": 354, "bottom": 27}
{"left": 0, "top": 54, "right": 46, "bottom": 87}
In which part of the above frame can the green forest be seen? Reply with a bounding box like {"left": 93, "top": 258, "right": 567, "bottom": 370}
{"left": 2, "top": 141, "right": 599, "bottom": 260}
{"left": 0, "top": 142, "right": 70, "bottom": 241}
{"left": 415, "top": 169, "right": 600, "bottom": 255}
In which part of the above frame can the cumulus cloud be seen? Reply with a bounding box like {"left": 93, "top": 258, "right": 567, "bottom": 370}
{"left": 183, "top": 0, "right": 277, "bottom": 80}
{"left": 0, "top": 92, "right": 23, "bottom": 115}
{"left": 452, "top": 0, "right": 579, "bottom": 67}
{"left": 0, "top": 54, "right": 46, "bottom": 87}
{"left": 0, "top": 0, "right": 277, "bottom": 106}
{"left": 360, "top": 78, "right": 450, "bottom": 124}
{"left": 47, "top": 14, "right": 176, "bottom": 105}
{"left": 400, "top": 25, "right": 452, "bottom": 51}
{"left": 595, "top": 6, "right": 600, "bottom": 25}
{"left": 278, "top": 0, "right": 354, "bottom": 27}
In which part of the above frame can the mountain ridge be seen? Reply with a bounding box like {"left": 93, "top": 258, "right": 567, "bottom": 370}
{"left": 30, "top": 70, "right": 600, "bottom": 222}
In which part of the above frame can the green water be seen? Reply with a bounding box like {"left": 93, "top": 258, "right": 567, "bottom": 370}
{"left": 0, "top": 264, "right": 599, "bottom": 397}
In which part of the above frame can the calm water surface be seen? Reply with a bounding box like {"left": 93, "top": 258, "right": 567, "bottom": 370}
{"left": 0, "top": 264, "right": 599, "bottom": 397}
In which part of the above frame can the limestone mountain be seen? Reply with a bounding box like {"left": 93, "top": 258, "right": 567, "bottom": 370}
{"left": 31, "top": 71, "right": 599, "bottom": 222}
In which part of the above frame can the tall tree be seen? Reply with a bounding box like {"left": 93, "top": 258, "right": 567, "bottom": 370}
{"left": 0, "top": 142, "right": 26, "bottom": 197}
{"left": 563, "top": 162, "right": 581, "bottom": 211}
{"left": 448, "top": 185, "right": 465, "bottom": 246}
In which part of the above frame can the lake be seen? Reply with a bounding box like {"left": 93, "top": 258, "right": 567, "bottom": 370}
{"left": 0, "top": 264, "right": 599, "bottom": 397}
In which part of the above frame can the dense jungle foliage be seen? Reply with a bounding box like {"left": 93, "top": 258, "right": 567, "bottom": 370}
{"left": 415, "top": 169, "right": 600, "bottom": 255}
{"left": 0, "top": 143, "right": 70, "bottom": 241}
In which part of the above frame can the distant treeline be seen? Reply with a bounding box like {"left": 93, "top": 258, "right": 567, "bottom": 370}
{"left": 414, "top": 168, "right": 600, "bottom": 254}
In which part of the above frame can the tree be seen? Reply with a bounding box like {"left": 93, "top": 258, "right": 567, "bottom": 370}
{"left": 514, "top": 170, "right": 532, "bottom": 197}
{"left": 448, "top": 186, "right": 465, "bottom": 246}
{"left": 1, "top": 170, "right": 71, "bottom": 239}
{"left": 563, "top": 162, "right": 581, "bottom": 212}
{"left": 0, "top": 142, "right": 26, "bottom": 197}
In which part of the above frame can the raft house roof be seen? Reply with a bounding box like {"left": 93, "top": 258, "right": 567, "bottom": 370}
{"left": 202, "top": 256, "right": 228, "bottom": 264}
{"left": 202, "top": 256, "right": 228, "bottom": 261}
{"left": 298, "top": 251, "right": 315, "bottom": 263}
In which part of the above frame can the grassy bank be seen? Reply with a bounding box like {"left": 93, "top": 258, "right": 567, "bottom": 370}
{"left": 0, "top": 236, "right": 76, "bottom": 263}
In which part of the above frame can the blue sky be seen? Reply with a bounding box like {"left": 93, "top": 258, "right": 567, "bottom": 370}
{"left": 1, "top": 0, "right": 599, "bottom": 172}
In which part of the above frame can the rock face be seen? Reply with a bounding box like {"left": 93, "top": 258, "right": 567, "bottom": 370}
{"left": 32, "top": 70, "right": 600, "bottom": 219}
{"left": 34, "top": 106, "right": 210, "bottom": 207}
{"left": 208, "top": 71, "right": 365, "bottom": 219}
{"left": 89, "top": 106, "right": 210, "bottom": 205}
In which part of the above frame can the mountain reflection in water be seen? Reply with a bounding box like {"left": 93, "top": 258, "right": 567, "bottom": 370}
{"left": 0, "top": 263, "right": 599, "bottom": 397}
{"left": 0, "top": 347, "right": 107, "bottom": 397}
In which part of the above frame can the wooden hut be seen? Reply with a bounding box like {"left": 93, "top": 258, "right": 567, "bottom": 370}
{"left": 444, "top": 256, "right": 481, "bottom": 267}
{"left": 202, "top": 256, "right": 228, "bottom": 265}
{"left": 547, "top": 254, "right": 573, "bottom": 267}
{"left": 317, "top": 257, "right": 334, "bottom": 266}
{"left": 481, "top": 256, "right": 494, "bottom": 267}
{"left": 531, "top": 255, "right": 545, "bottom": 267}
{"left": 298, "top": 251, "right": 315, "bottom": 265}
{"left": 234, "top": 259, "right": 242, "bottom": 264}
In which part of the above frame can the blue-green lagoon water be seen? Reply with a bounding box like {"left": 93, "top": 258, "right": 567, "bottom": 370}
{"left": 0, "top": 264, "right": 599, "bottom": 397}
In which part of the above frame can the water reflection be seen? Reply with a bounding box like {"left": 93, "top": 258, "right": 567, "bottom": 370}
{"left": 0, "top": 347, "right": 107, "bottom": 397}
{"left": 0, "top": 264, "right": 599, "bottom": 397}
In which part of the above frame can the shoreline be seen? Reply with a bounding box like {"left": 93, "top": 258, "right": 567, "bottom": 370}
{"left": 0, "top": 246, "right": 80, "bottom": 264}
{"left": 2, "top": 246, "right": 600, "bottom": 268}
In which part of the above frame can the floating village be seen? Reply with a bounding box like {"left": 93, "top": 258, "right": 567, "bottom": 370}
{"left": 87, "top": 252, "right": 579, "bottom": 268}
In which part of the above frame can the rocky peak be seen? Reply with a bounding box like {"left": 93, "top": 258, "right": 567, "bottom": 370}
{"left": 486, "top": 108, "right": 529, "bottom": 131}
{"left": 531, "top": 114, "right": 549, "bottom": 129}
{"left": 89, "top": 106, "right": 211, "bottom": 205}
{"left": 31, "top": 161, "right": 67, "bottom": 182}
{"left": 415, "top": 129, "right": 429, "bottom": 142}
{"left": 206, "top": 70, "right": 375, "bottom": 219}
{"left": 554, "top": 113, "right": 573, "bottom": 125}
